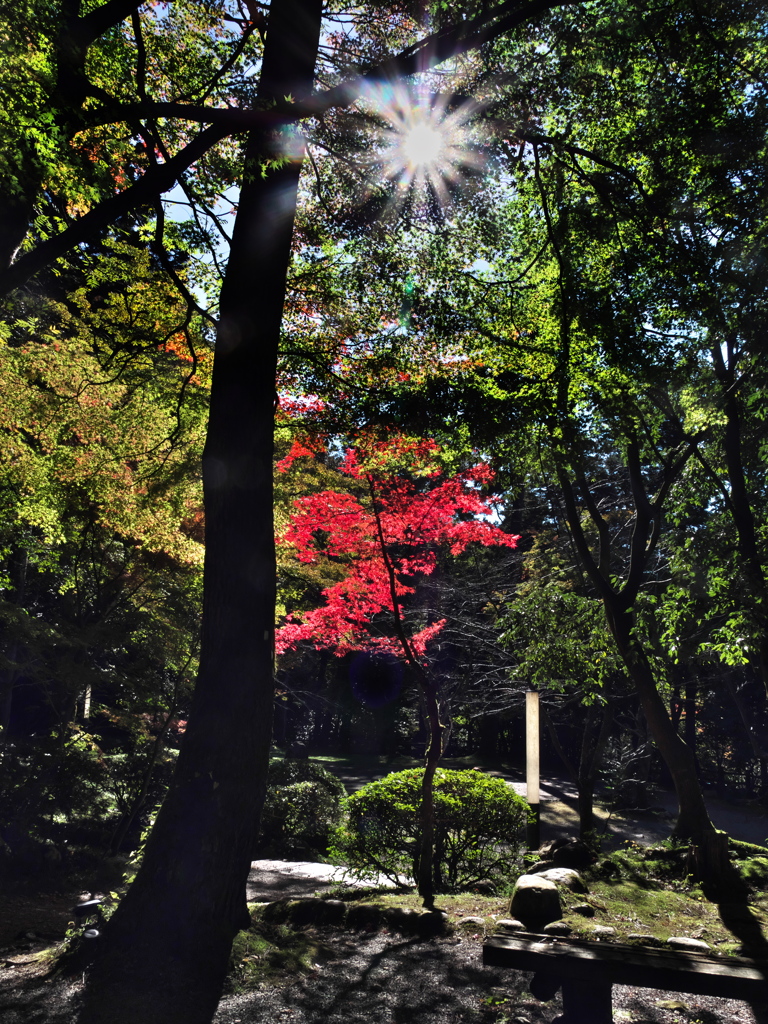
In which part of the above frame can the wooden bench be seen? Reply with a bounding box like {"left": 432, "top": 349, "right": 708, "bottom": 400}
{"left": 483, "top": 932, "right": 768, "bottom": 1023}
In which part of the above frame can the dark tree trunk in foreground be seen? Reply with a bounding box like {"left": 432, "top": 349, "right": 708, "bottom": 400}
{"left": 712, "top": 338, "right": 768, "bottom": 698}
{"left": 417, "top": 678, "right": 443, "bottom": 907}
{"left": 79, "top": 4, "right": 323, "bottom": 1022}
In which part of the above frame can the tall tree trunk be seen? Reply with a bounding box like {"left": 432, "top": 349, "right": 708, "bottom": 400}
{"left": 78, "top": 4, "right": 323, "bottom": 1022}
{"left": 542, "top": 700, "right": 613, "bottom": 838}
{"left": 576, "top": 778, "right": 594, "bottom": 836}
{"left": 684, "top": 674, "right": 697, "bottom": 761}
{"left": 712, "top": 339, "right": 768, "bottom": 696}
{"left": 725, "top": 673, "right": 768, "bottom": 794}
{"left": 367, "top": 474, "right": 445, "bottom": 906}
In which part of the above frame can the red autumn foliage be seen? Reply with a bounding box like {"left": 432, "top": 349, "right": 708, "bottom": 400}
{"left": 275, "top": 435, "right": 327, "bottom": 473}
{"left": 276, "top": 437, "right": 518, "bottom": 660}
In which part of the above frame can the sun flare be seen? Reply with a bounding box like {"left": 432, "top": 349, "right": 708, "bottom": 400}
{"left": 399, "top": 120, "right": 445, "bottom": 172}
{"left": 360, "top": 83, "right": 484, "bottom": 217}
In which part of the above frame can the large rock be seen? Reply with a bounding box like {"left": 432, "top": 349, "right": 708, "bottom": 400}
{"left": 543, "top": 920, "right": 572, "bottom": 936}
{"left": 509, "top": 874, "right": 562, "bottom": 930}
{"left": 534, "top": 867, "right": 588, "bottom": 893}
{"left": 571, "top": 903, "right": 595, "bottom": 917}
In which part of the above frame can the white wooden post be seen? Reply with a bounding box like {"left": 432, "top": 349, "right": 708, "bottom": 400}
{"left": 526, "top": 690, "right": 540, "bottom": 849}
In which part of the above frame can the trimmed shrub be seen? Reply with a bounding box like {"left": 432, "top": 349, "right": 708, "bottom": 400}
{"left": 331, "top": 767, "right": 528, "bottom": 892}
{"left": 257, "top": 758, "right": 347, "bottom": 858}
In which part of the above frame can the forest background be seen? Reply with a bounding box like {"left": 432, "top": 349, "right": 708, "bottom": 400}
{"left": 1, "top": 0, "right": 768, "bottom": 1021}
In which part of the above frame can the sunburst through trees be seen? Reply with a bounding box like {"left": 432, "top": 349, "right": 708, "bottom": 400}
{"left": 361, "top": 83, "right": 484, "bottom": 218}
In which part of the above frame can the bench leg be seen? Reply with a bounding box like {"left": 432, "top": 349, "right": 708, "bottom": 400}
{"left": 560, "top": 979, "right": 613, "bottom": 1024}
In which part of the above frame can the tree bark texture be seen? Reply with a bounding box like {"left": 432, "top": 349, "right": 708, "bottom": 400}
{"left": 417, "top": 678, "right": 443, "bottom": 907}
{"left": 78, "top": 3, "right": 323, "bottom": 1022}
{"left": 712, "top": 339, "right": 768, "bottom": 696}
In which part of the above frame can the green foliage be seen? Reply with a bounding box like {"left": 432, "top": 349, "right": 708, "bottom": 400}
{"left": 256, "top": 758, "right": 347, "bottom": 858}
{"left": 0, "top": 728, "right": 111, "bottom": 843}
{"left": 123, "top": 803, "right": 162, "bottom": 886}
{"left": 500, "top": 580, "right": 622, "bottom": 696}
{"left": 331, "top": 768, "right": 528, "bottom": 892}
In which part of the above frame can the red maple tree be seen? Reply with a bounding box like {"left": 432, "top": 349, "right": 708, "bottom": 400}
{"left": 276, "top": 436, "right": 518, "bottom": 659}
{"left": 277, "top": 435, "right": 518, "bottom": 905}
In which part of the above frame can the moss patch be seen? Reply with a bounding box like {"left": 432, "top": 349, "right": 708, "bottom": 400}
{"left": 227, "top": 918, "right": 334, "bottom": 994}
{"left": 556, "top": 880, "right": 741, "bottom": 950}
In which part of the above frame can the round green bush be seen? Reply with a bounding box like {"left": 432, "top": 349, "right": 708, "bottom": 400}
{"left": 331, "top": 767, "right": 528, "bottom": 892}
{"left": 257, "top": 758, "right": 347, "bottom": 859}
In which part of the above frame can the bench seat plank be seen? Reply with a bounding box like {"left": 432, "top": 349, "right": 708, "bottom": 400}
{"left": 483, "top": 933, "right": 768, "bottom": 1001}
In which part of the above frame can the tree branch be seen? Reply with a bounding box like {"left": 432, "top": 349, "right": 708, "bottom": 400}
{"left": 3, "top": 0, "right": 579, "bottom": 296}
{"left": 556, "top": 467, "right": 617, "bottom": 606}
{"left": 1, "top": 124, "right": 228, "bottom": 297}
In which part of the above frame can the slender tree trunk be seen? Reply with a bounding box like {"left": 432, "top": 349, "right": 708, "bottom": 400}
{"left": 78, "top": 5, "right": 323, "bottom": 1022}
{"left": 578, "top": 699, "right": 614, "bottom": 837}
{"left": 576, "top": 707, "right": 598, "bottom": 836}
{"left": 555, "top": 450, "right": 714, "bottom": 843}
{"left": 478, "top": 714, "right": 499, "bottom": 758}
{"left": 725, "top": 674, "right": 768, "bottom": 794}
{"left": 607, "top": 607, "right": 715, "bottom": 843}
{"left": 576, "top": 778, "right": 594, "bottom": 835}
{"left": 416, "top": 678, "right": 442, "bottom": 908}
{"left": 366, "top": 475, "right": 445, "bottom": 906}
{"left": 684, "top": 674, "right": 697, "bottom": 762}
{"left": 543, "top": 701, "right": 613, "bottom": 839}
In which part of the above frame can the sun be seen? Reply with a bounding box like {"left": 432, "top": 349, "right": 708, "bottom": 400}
{"left": 360, "top": 83, "right": 484, "bottom": 216}
{"left": 399, "top": 119, "right": 446, "bottom": 173}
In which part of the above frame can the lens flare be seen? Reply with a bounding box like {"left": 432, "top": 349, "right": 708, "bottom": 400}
{"left": 359, "top": 82, "right": 485, "bottom": 218}
{"left": 399, "top": 120, "right": 445, "bottom": 172}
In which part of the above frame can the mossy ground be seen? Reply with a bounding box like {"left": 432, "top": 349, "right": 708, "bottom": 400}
{"left": 228, "top": 913, "right": 336, "bottom": 994}
{"left": 229, "top": 839, "right": 768, "bottom": 992}
{"left": 558, "top": 881, "right": 744, "bottom": 950}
